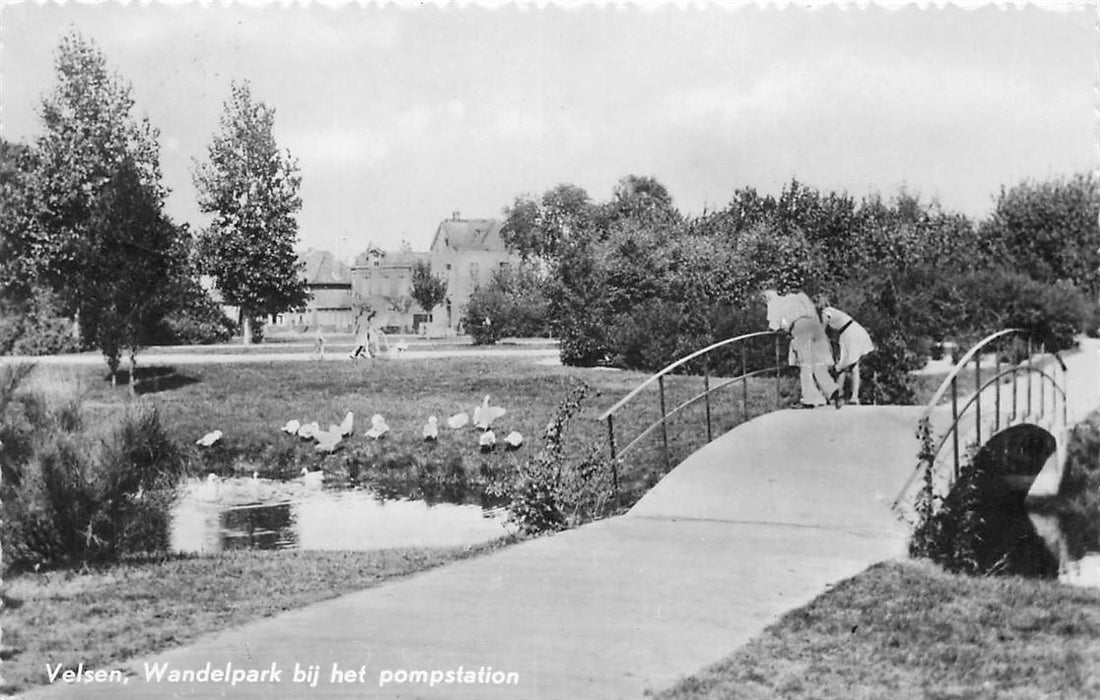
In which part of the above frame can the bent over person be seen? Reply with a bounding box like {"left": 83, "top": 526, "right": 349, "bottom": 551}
{"left": 765, "top": 290, "right": 840, "bottom": 409}
{"left": 819, "top": 302, "right": 874, "bottom": 405}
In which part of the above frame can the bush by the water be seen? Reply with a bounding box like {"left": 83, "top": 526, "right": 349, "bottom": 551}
{"left": 0, "top": 365, "right": 186, "bottom": 569}
{"left": 506, "top": 380, "right": 618, "bottom": 534}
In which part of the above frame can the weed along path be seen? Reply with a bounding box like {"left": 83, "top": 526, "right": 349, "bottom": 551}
{"left": 26, "top": 340, "right": 1100, "bottom": 699}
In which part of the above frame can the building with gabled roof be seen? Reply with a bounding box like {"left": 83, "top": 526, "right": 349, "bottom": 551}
{"left": 351, "top": 246, "right": 430, "bottom": 332}
{"left": 428, "top": 214, "right": 520, "bottom": 331}
{"left": 274, "top": 249, "right": 356, "bottom": 330}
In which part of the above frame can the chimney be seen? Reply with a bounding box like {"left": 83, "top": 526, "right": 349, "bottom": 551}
{"left": 452, "top": 211, "right": 460, "bottom": 220}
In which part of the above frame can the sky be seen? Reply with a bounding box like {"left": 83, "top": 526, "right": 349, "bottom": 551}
{"left": 1, "top": 2, "right": 1096, "bottom": 263}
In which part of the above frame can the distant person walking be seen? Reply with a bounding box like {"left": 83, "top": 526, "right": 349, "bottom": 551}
{"left": 313, "top": 326, "right": 326, "bottom": 360}
{"left": 351, "top": 310, "right": 376, "bottom": 360}
{"left": 817, "top": 299, "right": 875, "bottom": 405}
{"left": 765, "top": 289, "right": 841, "bottom": 409}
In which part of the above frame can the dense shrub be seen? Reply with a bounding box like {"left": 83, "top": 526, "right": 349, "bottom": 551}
{"left": 463, "top": 287, "right": 507, "bottom": 346}
{"left": 607, "top": 298, "right": 710, "bottom": 372}
{"left": 462, "top": 266, "right": 552, "bottom": 345}
{"left": 1, "top": 365, "right": 186, "bottom": 569}
{"left": 0, "top": 291, "right": 80, "bottom": 356}
{"left": 153, "top": 291, "right": 237, "bottom": 345}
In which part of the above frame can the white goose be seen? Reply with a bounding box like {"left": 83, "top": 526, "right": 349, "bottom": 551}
{"left": 281, "top": 419, "right": 301, "bottom": 435}
{"left": 297, "top": 422, "right": 320, "bottom": 440}
{"left": 504, "top": 431, "right": 524, "bottom": 450}
{"left": 337, "top": 411, "right": 354, "bottom": 437}
{"left": 446, "top": 412, "right": 469, "bottom": 430}
{"left": 196, "top": 430, "right": 223, "bottom": 447}
{"left": 314, "top": 428, "right": 342, "bottom": 453}
{"left": 364, "top": 414, "right": 390, "bottom": 440}
{"left": 473, "top": 395, "right": 506, "bottom": 431}
{"left": 478, "top": 429, "right": 497, "bottom": 452}
{"left": 422, "top": 416, "right": 439, "bottom": 441}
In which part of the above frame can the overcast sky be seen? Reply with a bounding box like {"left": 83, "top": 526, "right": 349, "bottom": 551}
{"left": 1, "top": 2, "right": 1096, "bottom": 262}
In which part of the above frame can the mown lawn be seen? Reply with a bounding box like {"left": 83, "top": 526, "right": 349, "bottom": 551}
{"left": 27, "top": 352, "right": 799, "bottom": 511}
{"left": 0, "top": 540, "right": 514, "bottom": 695}
{"left": 654, "top": 560, "right": 1100, "bottom": 700}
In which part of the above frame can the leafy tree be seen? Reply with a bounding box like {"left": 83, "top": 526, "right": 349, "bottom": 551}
{"left": 549, "top": 237, "right": 613, "bottom": 365}
{"left": 193, "top": 80, "right": 309, "bottom": 344}
{"left": 981, "top": 173, "right": 1100, "bottom": 297}
{"left": 410, "top": 260, "right": 447, "bottom": 319}
{"left": 463, "top": 264, "right": 551, "bottom": 344}
{"left": 0, "top": 138, "right": 40, "bottom": 348}
{"left": 19, "top": 32, "right": 187, "bottom": 381}
{"left": 607, "top": 174, "right": 680, "bottom": 227}
{"left": 501, "top": 183, "right": 595, "bottom": 261}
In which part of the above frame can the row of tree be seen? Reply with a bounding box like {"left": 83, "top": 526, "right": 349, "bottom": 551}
{"left": 468, "top": 173, "right": 1098, "bottom": 402}
{"left": 0, "top": 32, "right": 309, "bottom": 383}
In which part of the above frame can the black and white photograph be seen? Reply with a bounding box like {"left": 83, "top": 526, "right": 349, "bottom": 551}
{"left": 1, "top": 1, "right": 1099, "bottom": 697}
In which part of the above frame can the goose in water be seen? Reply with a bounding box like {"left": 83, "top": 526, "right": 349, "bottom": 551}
{"left": 473, "top": 395, "right": 506, "bottom": 430}
{"left": 504, "top": 431, "right": 524, "bottom": 450}
{"left": 364, "top": 414, "right": 390, "bottom": 440}
{"left": 196, "top": 430, "right": 223, "bottom": 447}
{"left": 446, "top": 412, "right": 469, "bottom": 430}
{"left": 422, "top": 416, "right": 439, "bottom": 441}
{"left": 478, "top": 429, "right": 497, "bottom": 452}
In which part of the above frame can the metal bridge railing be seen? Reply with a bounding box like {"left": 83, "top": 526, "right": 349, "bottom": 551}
{"left": 598, "top": 331, "right": 789, "bottom": 495}
{"left": 892, "top": 328, "right": 1068, "bottom": 519}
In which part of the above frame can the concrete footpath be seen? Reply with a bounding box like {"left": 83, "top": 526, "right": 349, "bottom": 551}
{"left": 24, "top": 341, "right": 1100, "bottom": 700}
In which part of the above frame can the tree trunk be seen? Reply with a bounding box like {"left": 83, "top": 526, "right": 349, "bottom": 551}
{"left": 241, "top": 313, "right": 253, "bottom": 346}
{"left": 128, "top": 348, "right": 137, "bottom": 398}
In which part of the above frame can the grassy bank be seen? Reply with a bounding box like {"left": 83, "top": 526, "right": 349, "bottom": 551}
{"left": 654, "top": 560, "right": 1100, "bottom": 700}
{"left": 0, "top": 538, "right": 514, "bottom": 695}
{"left": 31, "top": 354, "right": 799, "bottom": 511}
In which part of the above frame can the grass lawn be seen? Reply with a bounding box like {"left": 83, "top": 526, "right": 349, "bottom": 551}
{"left": 26, "top": 353, "right": 800, "bottom": 511}
{"left": 0, "top": 538, "right": 514, "bottom": 695}
{"left": 653, "top": 560, "right": 1100, "bottom": 700}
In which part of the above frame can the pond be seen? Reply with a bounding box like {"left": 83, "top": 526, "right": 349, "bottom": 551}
{"left": 170, "top": 475, "right": 513, "bottom": 554}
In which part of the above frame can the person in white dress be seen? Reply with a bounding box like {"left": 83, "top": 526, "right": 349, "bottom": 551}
{"left": 818, "top": 302, "right": 875, "bottom": 405}
{"left": 764, "top": 290, "right": 840, "bottom": 408}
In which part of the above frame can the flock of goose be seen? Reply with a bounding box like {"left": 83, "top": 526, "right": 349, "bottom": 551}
{"left": 194, "top": 395, "right": 524, "bottom": 463}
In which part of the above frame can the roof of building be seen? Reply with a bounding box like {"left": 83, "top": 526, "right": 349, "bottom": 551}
{"left": 300, "top": 250, "right": 352, "bottom": 286}
{"left": 429, "top": 218, "right": 508, "bottom": 253}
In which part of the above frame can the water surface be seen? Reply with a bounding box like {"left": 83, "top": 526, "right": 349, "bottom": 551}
{"left": 171, "top": 476, "right": 511, "bottom": 554}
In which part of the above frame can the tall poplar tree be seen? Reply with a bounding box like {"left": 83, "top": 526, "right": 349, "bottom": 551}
{"left": 192, "top": 81, "right": 308, "bottom": 344}
{"left": 25, "top": 31, "right": 187, "bottom": 385}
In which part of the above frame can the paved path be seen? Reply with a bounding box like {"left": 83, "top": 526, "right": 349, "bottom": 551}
{"left": 25, "top": 340, "right": 1100, "bottom": 700}
{"left": 2, "top": 346, "right": 560, "bottom": 367}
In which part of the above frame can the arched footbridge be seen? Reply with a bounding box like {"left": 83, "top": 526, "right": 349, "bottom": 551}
{"left": 604, "top": 329, "right": 1093, "bottom": 542}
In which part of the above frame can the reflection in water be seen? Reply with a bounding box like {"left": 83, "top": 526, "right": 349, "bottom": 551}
{"left": 171, "top": 476, "right": 511, "bottom": 555}
{"left": 1029, "top": 511, "right": 1100, "bottom": 587}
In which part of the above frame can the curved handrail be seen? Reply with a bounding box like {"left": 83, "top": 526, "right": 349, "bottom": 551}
{"left": 613, "top": 366, "right": 781, "bottom": 458}
{"left": 919, "top": 328, "right": 1022, "bottom": 418}
{"left": 894, "top": 328, "right": 1069, "bottom": 519}
{"left": 598, "top": 331, "right": 783, "bottom": 421}
{"left": 924, "top": 365, "right": 1067, "bottom": 458}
